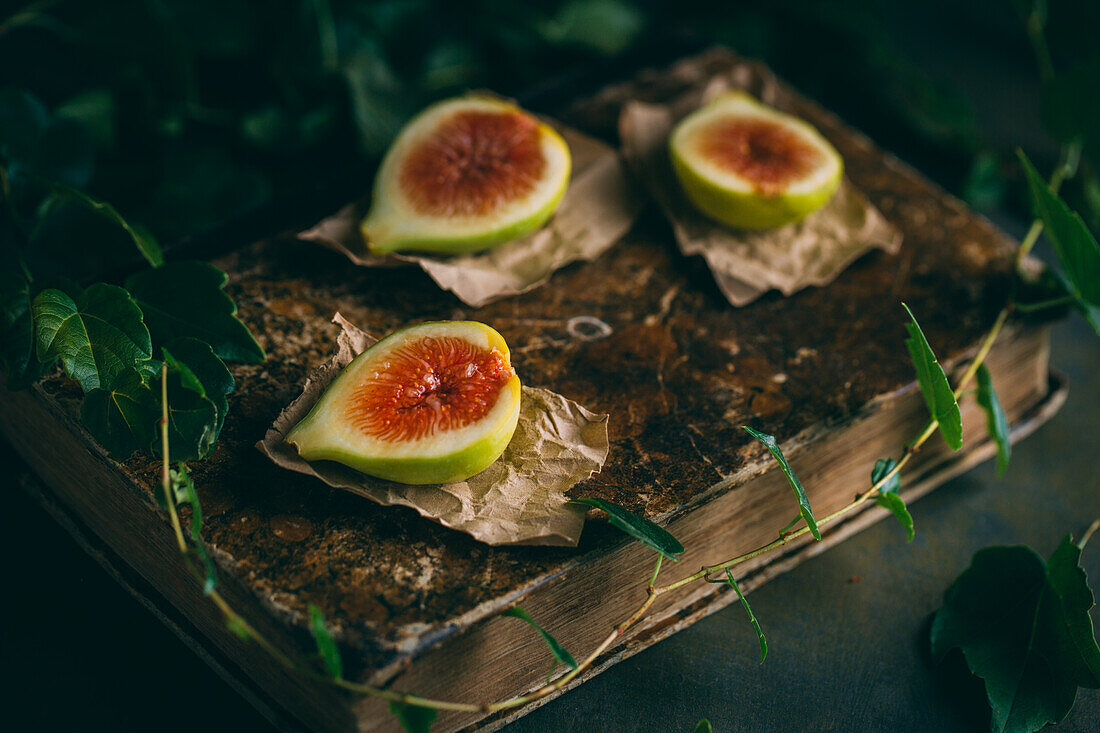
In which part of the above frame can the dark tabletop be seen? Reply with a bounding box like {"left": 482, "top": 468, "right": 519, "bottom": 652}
{"left": 2, "top": 8, "right": 1099, "bottom": 733}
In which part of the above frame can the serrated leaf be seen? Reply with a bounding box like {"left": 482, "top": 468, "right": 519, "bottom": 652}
{"left": 743, "top": 426, "right": 820, "bottom": 540}
{"left": 34, "top": 283, "right": 152, "bottom": 392}
{"left": 503, "top": 606, "right": 578, "bottom": 670}
{"left": 976, "top": 365, "right": 1011, "bottom": 476}
{"left": 125, "top": 261, "right": 265, "bottom": 363}
{"left": 1019, "top": 151, "right": 1100, "bottom": 307}
{"left": 871, "top": 458, "right": 913, "bottom": 542}
{"left": 51, "top": 186, "right": 163, "bottom": 267}
{"left": 694, "top": 720, "right": 713, "bottom": 733}
{"left": 80, "top": 368, "right": 157, "bottom": 459}
{"left": 169, "top": 464, "right": 215, "bottom": 594}
{"left": 931, "top": 534, "right": 1100, "bottom": 733}
{"left": 724, "top": 570, "right": 767, "bottom": 664}
{"left": 308, "top": 604, "right": 343, "bottom": 680}
{"left": 902, "top": 303, "right": 962, "bottom": 450}
{"left": 165, "top": 337, "right": 234, "bottom": 441}
{"left": 160, "top": 349, "right": 218, "bottom": 461}
{"left": 388, "top": 701, "right": 436, "bottom": 733}
{"left": 570, "top": 497, "right": 684, "bottom": 560}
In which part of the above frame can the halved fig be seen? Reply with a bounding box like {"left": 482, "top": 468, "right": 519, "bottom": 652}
{"left": 361, "top": 96, "right": 571, "bottom": 255}
{"left": 669, "top": 92, "right": 843, "bottom": 229}
{"left": 286, "top": 321, "right": 522, "bottom": 484}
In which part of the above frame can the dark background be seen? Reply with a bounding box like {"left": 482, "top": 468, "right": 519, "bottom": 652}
{"left": 2, "top": 0, "right": 1099, "bottom": 731}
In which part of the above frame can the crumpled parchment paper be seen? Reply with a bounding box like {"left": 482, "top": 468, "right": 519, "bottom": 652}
{"left": 257, "top": 314, "right": 609, "bottom": 547}
{"left": 619, "top": 61, "right": 901, "bottom": 306}
{"left": 299, "top": 124, "right": 641, "bottom": 308}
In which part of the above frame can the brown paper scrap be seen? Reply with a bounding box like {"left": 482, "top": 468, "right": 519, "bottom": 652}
{"left": 299, "top": 126, "right": 641, "bottom": 308}
{"left": 257, "top": 314, "right": 609, "bottom": 547}
{"left": 619, "top": 61, "right": 901, "bottom": 306}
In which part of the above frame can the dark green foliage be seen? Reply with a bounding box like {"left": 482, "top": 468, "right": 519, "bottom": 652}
{"left": 308, "top": 604, "right": 343, "bottom": 680}
{"left": 169, "top": 465, "right": 217, "bottom": 594}
{"left": 81, "top": 369, "right": 157, "bottom": 459}
{"left": 902, "top": 303, "right": 962, "bottom": 450}
{"left": 742, "top": 427, "right": 820, "bottom": 540}
{"left": 389, "top": 701, "right": 436, "bottom": 733}
{"left": 871, "top": 459, "right": 913, "bottom": 542}
{"left": 976, "top": 365, "right": 1011, "bottom": 476}
{"left": 1019, "top": 151, "right": 1100, "bottom": 309}
{"left": 724, "top": 570, "right": 767, "bottom": 663}
{"left": 503, "top": 606, "right": 578, "bottom": 670}
{"left": 0, "top": 249, "right": 48, "bottom": 389}
{"left": 33, "top": 283, "right": 152, "bottom": 392}
{"left": 125, "top": 262, "right": 265, "bottom": 364}
{"left": 570, "top": 497, "right": 685, "bottom": 560}
{"left": 931, "top": 534, "right": 1100, "bottom": 733}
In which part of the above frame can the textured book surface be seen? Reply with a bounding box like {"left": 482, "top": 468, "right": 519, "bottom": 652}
{"left": 0, "top": 49, "right": 1061, "bottom": 733}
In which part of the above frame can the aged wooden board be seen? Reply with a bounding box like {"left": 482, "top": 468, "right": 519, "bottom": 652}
{"left": 22, "top": 48, "right": 1034, "bottom": 675}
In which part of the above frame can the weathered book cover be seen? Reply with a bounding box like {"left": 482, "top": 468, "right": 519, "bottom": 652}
{"left": 0, "top": 49, "right": 1064, "bottom": 732}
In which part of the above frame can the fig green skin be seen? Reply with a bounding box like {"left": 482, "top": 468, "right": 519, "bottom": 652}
{"left": 362, "top": 97, "right": 571, "bottom": 256}
{"left": 362, "top": 174, "right": 567, "bottom": 256}
{"left": 285, "top": 321, "right": 522, "bottom": 485}
{"left": 670, "top": 148, "right": 841, "bottom": 230}
{"left": 669, "top": 94, "right": 843, "bottom": 230}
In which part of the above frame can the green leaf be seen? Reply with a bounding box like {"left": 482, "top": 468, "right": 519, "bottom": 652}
{"left": 388, "top": 701, "right": 436, "bottom": 733}
{"left": 1019, "top": 151, "right": 1100, "bottom": 307}
{"left": 931, "top": 534, "right": 1100, "bottom": 733}
{"left": 80, "top": 368, "right": 158, "bottom": 459}
{"left": 724, "top": 570, "right": 767, "bottom": 663}
{"left": 503, "top": 606, "right": 578, "bottom": 670}
{"left": 570, "top": 497, "right": 685, "bottom": 561}
{"left": 308, "top": 604, "right": 343, "bottom": 680}
{"left": 50, "top": 186, "right": 163, "bottom": 267}
{"left": 0, "top": 248, "right": 48, "bottom": 389}
{"left": 226, "top": 615, "right": 251, "bottom": 640}
{"left": 871, "top": 459, "right": 913, "bottom": 542}
{"left": 165, "top": 337, "right": 234, "bottom": 441}
{"left": 976, "top": 365, "right": 1011, "bottom": 476}
{"left": 742, "top": 426, "right": 820, "bottom": 540}
{"left": 160, "top": 348, "right": 218, "bottom": 461}
{"left": 902, "top": 303, "right": 963, "bottom": 451}
{"left": 125, "top": 261, "right": 265, "bottom": 363}
{"left": 539, "top": 0, "right": 645, "bottom": 56}
{"left": 694, "top": 720, "right": 713, "bottom": 733}
{"left": 169, "top": 465, "right": 216, "bottom": 594}
{"left": 34, "top": 283, "right": 152, "bottom": 392}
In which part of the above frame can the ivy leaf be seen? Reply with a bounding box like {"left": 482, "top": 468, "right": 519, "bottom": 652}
{"left": 160, "top": 348, "right": 218, "bottom": 461}
{"left": 976, "top": 365, "right": 1011, "bottom": 476}
{"left": 724, "top": 570, "right": 767, "bottom": 664}
{"left": 125, "top": 261, "right": 265, "bottom": 363}
{"left": 0, "top": 249, "right": 49, "bottom": 389}
{"left": 34, "top": 283, "right": 152, "bottom": 392}
{"left": 50, "top": 186, "right": 163, "bottom": 267}
{"left": 503, "top": 606, "right": 578, "bottom": 670}
{"left": 570, "top": 497, "right": 684, "bottom": 561}
{"left": 80, "top": 368, "right": 158, "bottom": 459}
{"left": 902, "top": 303, "right": 962, "bottom": 451}
{"left": 165, "top": 337, "right": 234, "bottom": 441}
{"left": 931, "top": 534, "right": 1100, "bottom": 733}
{"left": 743, "top": 427, "right": 820, "bottom": 540}
{"left": 388, "top": 701, "right": 436, "bottom": 733}
{"left": 169, "top": 464, "right": 216, "bottom": 594}
{"left": 308, "top": 604, "right": 343, "bottom": 680}
{"left": 1019, "top": 151, "right": 1100, "bottom": 307}
{"left": 871, "top": 459, "right": 913, "bottom": 542}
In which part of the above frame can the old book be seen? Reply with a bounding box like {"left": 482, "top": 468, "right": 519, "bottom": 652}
{"left": 0, "top": 49, "right": 1065, "bottom": 733}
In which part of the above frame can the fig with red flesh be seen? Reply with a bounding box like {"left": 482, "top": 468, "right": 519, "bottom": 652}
{"left": 362, "top": 96, "right": 571, "bottom": 255}
{"left": 287, "top": 322, "right": 522, "bottom": 484}
{"left": 670, "top": 91, "right": 843, "bottom": 229}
